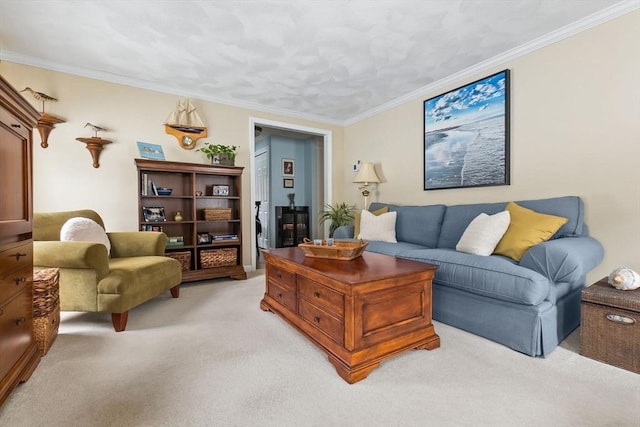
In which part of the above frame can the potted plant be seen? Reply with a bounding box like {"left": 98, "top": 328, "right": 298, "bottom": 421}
{"left": 319, "top": 202, "right": 356, "bottom": 237}
{"left": 197, "top": 142, "right": 238, "bottom": 166}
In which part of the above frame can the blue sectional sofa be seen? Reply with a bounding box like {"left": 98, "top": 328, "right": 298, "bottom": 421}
{"left": 334, "top": 196, "right": 604, "bottom": 356}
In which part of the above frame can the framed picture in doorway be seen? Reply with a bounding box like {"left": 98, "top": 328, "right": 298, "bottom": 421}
{"left": 282, "top": 158, "right": 294, "bottom": 177}
{"left": 283, "top": 178, "right": 294, "bottom": 188}
{"left": 423, "top": 69, "right": 510, "bottom": 190}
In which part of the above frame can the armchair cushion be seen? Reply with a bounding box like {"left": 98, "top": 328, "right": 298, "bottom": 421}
{"left": 61, "top": 217, "right": 111, "bottom": 254}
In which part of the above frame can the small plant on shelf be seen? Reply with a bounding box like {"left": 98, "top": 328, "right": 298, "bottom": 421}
{"left": 197, "top": 142, "right": 238, "bottom": 165}
{"left": 319, "top": 202, "right": 356, "bottom": 237}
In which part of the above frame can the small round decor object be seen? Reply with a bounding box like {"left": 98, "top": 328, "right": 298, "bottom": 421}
{"left": 157, "top": 187, "right": 172, "bottom": 196}
{"left": 608, "top": 267, "right": 640, "bottom": 291}
{"left": 174, "top": 211, "right": 183, "bottom": 221}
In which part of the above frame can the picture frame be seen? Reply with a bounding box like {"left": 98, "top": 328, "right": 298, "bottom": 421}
{"left": 137, "top": 141, "right": 166, "bottom": 161}
{"left": 197, "top": 232, "right": 211, "bottom": 244}
{"left": 423, "top": 69, "right": 510, "bottom": 190}
{"left": 282, "top": 158, "right": 294, "bottom": 177}
{"left": 283, "top": 178, "right": 294, "bottom": 188}
{"left": 142, "top": 207, "right": 166, "bottom": 222}
{"left": 212, "top": 184, "right": 230, "bottom": 196}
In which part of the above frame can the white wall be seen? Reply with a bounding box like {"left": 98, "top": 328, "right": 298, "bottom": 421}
{"left": 0, "top": 63, "right": 345, "bottom": 269}
{"left": 343, "top": 10, "right": 640, "bottom": 283}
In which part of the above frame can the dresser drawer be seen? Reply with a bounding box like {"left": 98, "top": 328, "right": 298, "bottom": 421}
{"left": 0, "top": 266, "right": 32, "bottom": 300}
{"left": 298, "top": 299, "right": 344, "bottom": 345}
{"left": 267, "top": 264, "right": 296, "bottom": 291}
{"left": 267, "top": 281, "right": 296, "bottom": 312}
{"left": 0, "top": 289, "right": 34, "bottom": 381}
{"left": 0, "top": 242, "right": 33, "bottom": 277}
{"left": 297, "top": 276, "right": 344, "bottom": 318}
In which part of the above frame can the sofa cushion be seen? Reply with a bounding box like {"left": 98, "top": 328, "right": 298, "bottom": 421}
{"left": 397, "top": 248, "right": 551, "bottom": 305}
{"left": 61, "top": 217, "right": 111, "bottom": 255}
{"left": 358, "top": 210, "right": 397, "bottom": 242}
{"left": 371, "top": 203, "right": 446, "bottom": 248}
{"left": 438, "top": 196, "right": 586, "bottom": 249}
{"left": 494, "top": 202, "right": 568, "bottom": 261}
{"left": 364, "top": 241, "right": 428, "bottom": 257}
{"left": 456, "top": 211, "right": 510, "bottom": 256}
{"left": 354, "top": 206, "right": 388, "bottom": 238}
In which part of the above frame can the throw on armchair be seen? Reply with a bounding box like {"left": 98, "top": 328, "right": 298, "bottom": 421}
{"left": 33, "top": 209, "right": 182, "bottom": 332}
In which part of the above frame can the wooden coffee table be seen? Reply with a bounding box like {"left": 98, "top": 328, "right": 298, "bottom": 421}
{"left": 260, "top": 247, "right": 439, "bottom": 383}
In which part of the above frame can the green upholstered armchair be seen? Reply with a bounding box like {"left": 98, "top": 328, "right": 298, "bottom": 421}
{"left": 33, "top": 209, "right": 182, "bottom": 332}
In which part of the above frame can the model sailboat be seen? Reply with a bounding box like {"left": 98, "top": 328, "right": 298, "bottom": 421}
{"left": 164, "top": 99, "right": 208, "bottom": 150}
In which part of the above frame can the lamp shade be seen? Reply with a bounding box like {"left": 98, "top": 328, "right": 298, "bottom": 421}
{"left": 353, "top": 162, "right": 381, "bottom": 184}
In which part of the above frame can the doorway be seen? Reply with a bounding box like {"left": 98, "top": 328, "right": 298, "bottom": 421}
{"left": 249, "top": 117, "right": 333, "bottom": 271}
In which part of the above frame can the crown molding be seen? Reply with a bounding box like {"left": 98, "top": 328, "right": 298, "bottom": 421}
{"left": 343, "top": 0, "right": 640, "bottom": 126}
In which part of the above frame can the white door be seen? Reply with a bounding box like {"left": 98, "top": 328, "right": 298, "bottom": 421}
{"left": 255, "top": 149, "right": 269, "bottom": 249}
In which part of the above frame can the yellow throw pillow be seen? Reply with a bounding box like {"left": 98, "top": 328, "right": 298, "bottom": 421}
{"left": 493, "top": 202, "right": 568, "bottom": 261}
{"left": 354, "top": 206, "right": 388, "bottom": 238}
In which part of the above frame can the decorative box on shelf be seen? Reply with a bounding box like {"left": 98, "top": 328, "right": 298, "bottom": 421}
{"left": 204, "top": 208, "right": 232, "bottom": 220}
{"left": 200, "top": 248, "right": 237, "bottom": 268}
{"left": 166, "top": 236, "right": 184, "bottom": 246}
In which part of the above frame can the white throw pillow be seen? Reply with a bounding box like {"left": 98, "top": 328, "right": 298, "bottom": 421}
{"left": 60, "top": 217, "right": 111, "bottom": 254}
{"left": 456, "top": 211, "right": 510, "bottom": 256}
{"left": 357, "top": 209, "right": 397, "bottom": 242}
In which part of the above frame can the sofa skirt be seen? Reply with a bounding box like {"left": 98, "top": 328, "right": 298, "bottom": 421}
{"left": 432, "top": 282, "right": 582, "bottom": 357}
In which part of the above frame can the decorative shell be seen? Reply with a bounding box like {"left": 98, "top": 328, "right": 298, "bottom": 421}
{"left": 607, "top": 267, "right": 640, "bottom": 291}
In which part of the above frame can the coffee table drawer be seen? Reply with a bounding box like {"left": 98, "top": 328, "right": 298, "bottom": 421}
{"left": 267, "top": 264, "right": 296, "bottom": 291}
{"left": 299, "top": 299, "right": 344, "bottom": 345}
{"left": 267, "top": 281, "right": 296, "bottom": 312}
{"left": 298, "top": 276, "right": 344, "bottom": 318}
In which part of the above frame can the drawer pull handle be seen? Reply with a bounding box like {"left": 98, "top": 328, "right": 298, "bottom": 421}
{"left": 314, "top": 316, "right": 320, "bottom": 323}
{"left": 313, "top": 291, "right": 320, "bottom": 298}
{"left": 15, "top": 316, "right": 26, "bottom": 325}
{"left": 15, "top": 276, "right": 27, "bottom": 285}
{"left": 606, "top": 314, "right": 635, "bottom": 324}
{"left": 277, "top": 292, "right": 283, "bottom": 299}
{"left": 0, "top": 308, "right": 3, "bottom": 316}
{"left": 11, "top": 123, "right": 22, "bottom": 128}
{"left": 13, "top": 252, "right": 27, "bottom": 260}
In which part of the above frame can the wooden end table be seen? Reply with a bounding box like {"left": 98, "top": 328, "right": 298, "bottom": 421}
{"left": 260, "top": 248, "right": 439, "bottom": 383}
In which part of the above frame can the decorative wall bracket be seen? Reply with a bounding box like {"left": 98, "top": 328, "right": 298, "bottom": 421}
{"left": 37, "top": 113, "right": 65, "bottom": 148}
{"left": 76, "top": 137, "right": 112, "bottom": 168}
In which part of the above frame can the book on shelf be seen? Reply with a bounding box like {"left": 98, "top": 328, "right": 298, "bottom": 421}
{"left": 150, "top": 181, "right": 159, "bottom": 195}
{"left": 167, "top": 236, "right": 184, "bottom": 246}
{"left": 141, "top": 173, "right": 148, "bottom": 195}
{"left": 212, "top": 234, "right": 238, "bottom": 240}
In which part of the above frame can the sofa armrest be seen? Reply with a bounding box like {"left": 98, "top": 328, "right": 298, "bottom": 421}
{"left": 519, "top": 236, "right": 604, "bottom": 283}
{"left": 33, "top": 241, "right": 110, "bottom": 280}
{"left": 333, "top": 225, "right": 355, "bottom": 239}
{"left": 108, "top": 232, "right": 167, "bottom": 257}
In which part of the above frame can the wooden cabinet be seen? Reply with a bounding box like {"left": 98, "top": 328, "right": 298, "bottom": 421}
{"left": 275, "top": 206, "right": 309, "bottom": 247}
{"left": 0, "top": 75, "right": 41, "bottom": 406}
{"left": 135, "top": 159, "right": 247, "bottom": 281}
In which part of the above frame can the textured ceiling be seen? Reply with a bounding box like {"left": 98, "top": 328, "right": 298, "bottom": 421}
{"left": 0, "top": 1, "right": 633, "bottom": 124}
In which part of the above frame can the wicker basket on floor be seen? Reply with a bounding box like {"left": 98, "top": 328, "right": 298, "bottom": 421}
{"left": 204, "top": 208, "right": 232, "bottom": 220}
{"left": 33, "top": 268, "right": 60, "bottom": 356}
{"left": 200, "top": 248, "right": 237, "bottom": 268}
{"left": 166, "top": 251, "right": 191, "bottom": 271}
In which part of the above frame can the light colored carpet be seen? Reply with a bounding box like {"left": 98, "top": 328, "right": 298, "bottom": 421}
{"left": 1, "top": 272, "right": 638, "bottom": 427}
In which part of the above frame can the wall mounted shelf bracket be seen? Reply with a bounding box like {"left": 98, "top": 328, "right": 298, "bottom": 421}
{"left": 37, "top": 113, "right": 65, "bottom": 148}
{"left": 76, "top": 137, "right": 112, "bottom": 168}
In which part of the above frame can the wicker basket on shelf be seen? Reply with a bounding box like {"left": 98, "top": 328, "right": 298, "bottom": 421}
{"left": 200, "top": 248, "right": 237, "bottom": 268}
{"left": 204, "top": 208, "right": 232, "bottom": 220}
{"left": 166, "top": 251, "right": 191, "bottom": 271}
{"left": 33, "top": 268, "right": 61, "bottom": 356}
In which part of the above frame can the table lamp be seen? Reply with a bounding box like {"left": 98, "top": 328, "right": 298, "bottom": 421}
{"left": 353, "top": 162, "right": 381, "bottom": 209}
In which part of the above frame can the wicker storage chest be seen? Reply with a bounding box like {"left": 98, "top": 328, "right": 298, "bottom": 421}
{"left": 580, "top": 278, "right": 640, "bottom": 374}
{"left": 200, "top": 248, "right": 237, "bottom": 268}
{"left": 33, "top": 268, "right": 60, "bottom": 356}
{"left": 166, "top": 251, "right": 191, "bottom": 272}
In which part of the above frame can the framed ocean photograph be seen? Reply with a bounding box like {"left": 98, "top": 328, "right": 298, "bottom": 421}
{"left": 423, "top": 69, "right": 510, "bottom": 190}
{"left": 137, "top": 141, "right": 166, "bottom": 160}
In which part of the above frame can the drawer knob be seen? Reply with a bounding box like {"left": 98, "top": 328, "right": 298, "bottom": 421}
{"left": 314, "top": 316, "right": 320, "bottom": 323}
{"left": 313, "top": 291, "right": 320, "bottom": 298}
{"left": 277, "top": 292, "right": 283, "bottom": 299}
{"left": 606, "top": 313, "right": 635, "bottom": 324}
{"left": 13, "top": 252, "right": 27, "bottom": 261}
{"left": 15, "top": 276, "right": 26, "bottom": 285}
{"left": 15, "top": 316, "right": 26, "bottom": 325}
